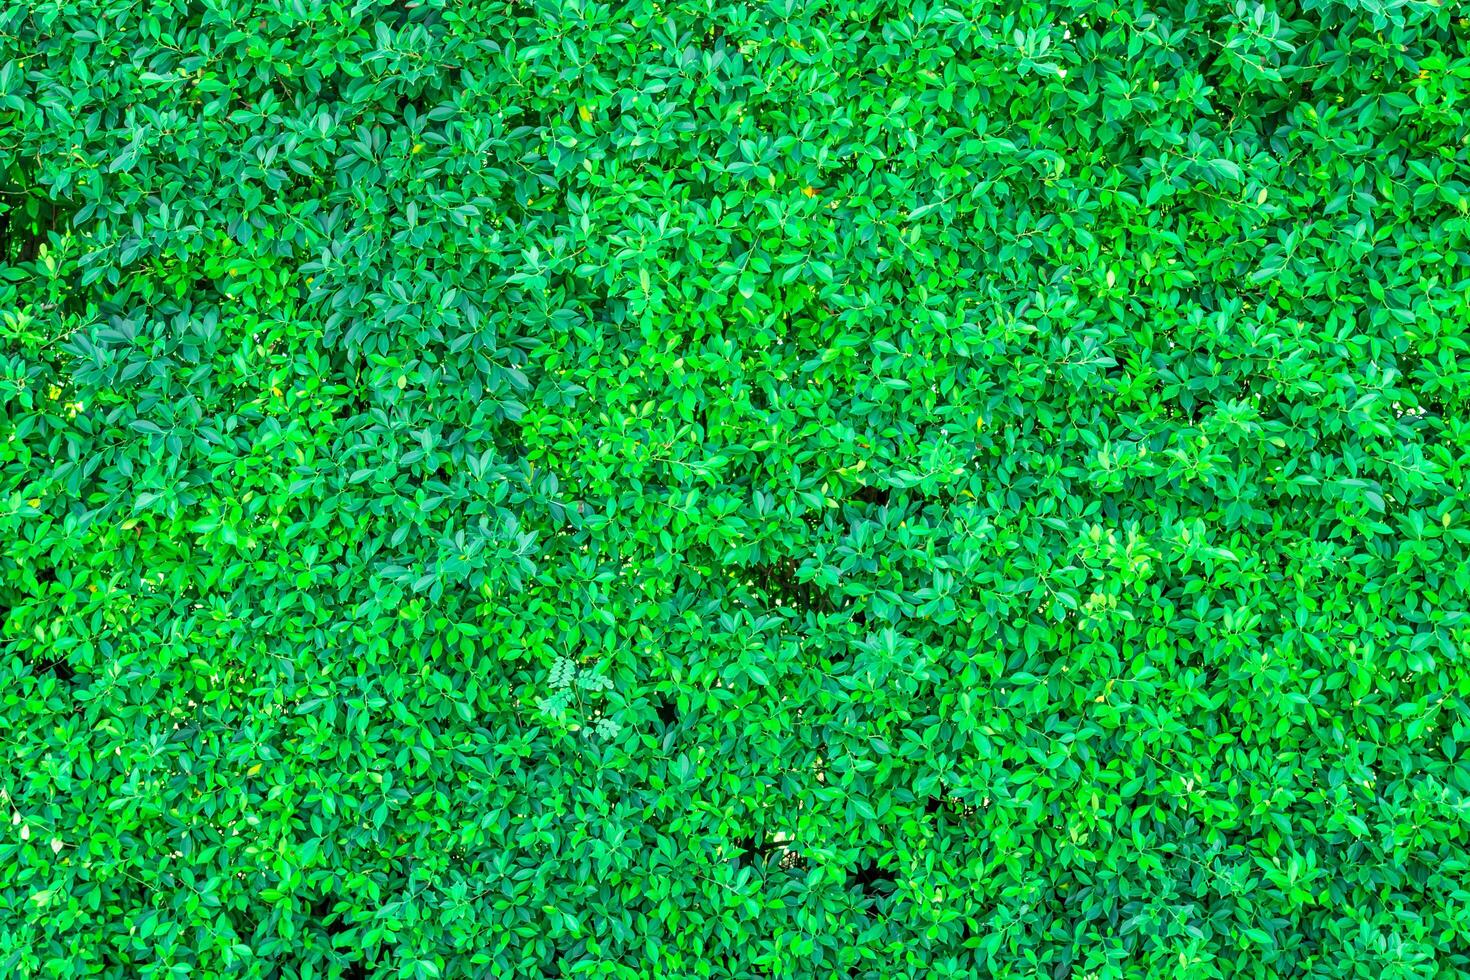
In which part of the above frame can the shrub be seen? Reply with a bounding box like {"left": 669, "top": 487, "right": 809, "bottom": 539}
{"left": 3, "top": 1, "right": 1470, "bottom": 977}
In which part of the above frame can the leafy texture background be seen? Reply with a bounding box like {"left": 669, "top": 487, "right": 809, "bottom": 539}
{"left": 3, "top": 1, "right": 1470, "bottom": 977}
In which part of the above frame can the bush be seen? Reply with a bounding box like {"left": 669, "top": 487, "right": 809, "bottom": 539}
{"left": 3, "top": 1, "right": 1470, "bottom": 977}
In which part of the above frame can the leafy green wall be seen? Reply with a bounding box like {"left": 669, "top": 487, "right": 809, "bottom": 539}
{"left": 3, "top": 1, "right": 1470, "bottom": 977}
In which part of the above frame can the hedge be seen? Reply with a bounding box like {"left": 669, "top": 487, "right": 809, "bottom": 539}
{"left": 3, "top": 1, "right": 1470, "bottom": 977}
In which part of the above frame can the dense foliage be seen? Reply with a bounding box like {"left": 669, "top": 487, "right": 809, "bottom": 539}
{"left": 4, "top": 0, "right": 1470, "bottom": 977}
